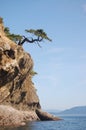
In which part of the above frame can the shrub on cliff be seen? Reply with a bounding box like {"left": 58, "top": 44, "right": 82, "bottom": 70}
{"left": 0, "top": 17, "right": 52, "bottom": 47}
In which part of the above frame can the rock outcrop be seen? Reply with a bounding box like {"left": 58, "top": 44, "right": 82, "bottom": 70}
{"left": 0, "top": 20, "right": 61, "bottom": 126}
{"left": 36, "top": 109, "right": 61, "bottom": 121}
{"left": 0, "top": 21, "right": 40, "bottom": 111}
{"left": 0, "top": 105, "right": 39, "bottom": 126}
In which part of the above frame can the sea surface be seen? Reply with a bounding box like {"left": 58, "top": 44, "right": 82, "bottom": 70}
{"left": 1, "top": 113, "right": 86, "bottom": 130}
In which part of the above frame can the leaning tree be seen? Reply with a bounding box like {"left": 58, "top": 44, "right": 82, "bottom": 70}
{"left": 0, "top": 17, "right": 52, "bottom": 75}
{"left": 4, "top": 27, "right": 52, "bottom": 47}
{"left": 0, "top": 17, "right": 52, "bottom": 47}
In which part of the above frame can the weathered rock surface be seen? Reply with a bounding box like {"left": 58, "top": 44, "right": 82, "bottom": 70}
{"left": 0, "top": 105, "right": 39, "bottom": 126}
{"left": 0, "top": 21, "right": 61, "bottom": 126}
{"left": 36, "top": 109, "right": 61, "bottom": 121}
{"left": 0, "top": 21, "right": 40, "bottom": 111}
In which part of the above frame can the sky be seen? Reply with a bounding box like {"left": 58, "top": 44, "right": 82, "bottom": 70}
{"left": 0, "top": 0, "right": 86, "bottom": 110}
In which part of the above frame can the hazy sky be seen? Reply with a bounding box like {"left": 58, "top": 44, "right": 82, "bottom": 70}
{"left": 0, "top": 0, "right": 86, "bottom": 110}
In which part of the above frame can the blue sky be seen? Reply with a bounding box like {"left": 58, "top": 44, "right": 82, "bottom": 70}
{"left": 0, "top": 0, "right": 86, "bottom": 110}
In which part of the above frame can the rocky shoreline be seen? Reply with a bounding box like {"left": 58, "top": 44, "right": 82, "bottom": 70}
{"left": 0, "top": 105, "right": 38, "bottom": 126}
{"left": 0, "top": 105, "right": 61, "bottom": 127}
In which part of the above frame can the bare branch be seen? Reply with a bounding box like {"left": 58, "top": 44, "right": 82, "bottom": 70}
{"left": 18, "top": 36, "right": 43, "bottom": 46}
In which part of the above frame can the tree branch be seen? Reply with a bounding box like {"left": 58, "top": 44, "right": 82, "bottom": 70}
{"left": 18, "top": 36, "right": 43, "bottom": 46}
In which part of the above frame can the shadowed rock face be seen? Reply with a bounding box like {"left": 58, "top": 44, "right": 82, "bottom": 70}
{"left": 0, "top": 22, "right": 41, "bottom": 111}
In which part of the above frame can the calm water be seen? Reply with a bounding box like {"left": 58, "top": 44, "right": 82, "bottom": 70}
{"left": 1, "top": 114, "right": 86, "bottom": 130}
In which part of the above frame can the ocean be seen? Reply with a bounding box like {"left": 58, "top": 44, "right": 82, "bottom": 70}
{"left": 1, "top": 114, "right": 86, "bottom": 130}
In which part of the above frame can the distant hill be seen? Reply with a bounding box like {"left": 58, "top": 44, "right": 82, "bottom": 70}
{"left": 46, "top": 109, "right": 61, "bottom": 113}
{"left": 58, "top": 106, "right": 86, "bottom": 115}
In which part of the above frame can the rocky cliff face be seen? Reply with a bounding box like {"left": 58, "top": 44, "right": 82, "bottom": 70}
{"left": 0, "top": 22, "right": 41, "bottom": 111}
{"left": 0, "top": 21, "right": 60, "bottom": 126}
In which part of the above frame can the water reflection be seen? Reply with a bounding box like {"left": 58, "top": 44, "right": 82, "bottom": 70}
{"left": 0, "top": 122, "right": 33, "bottom": 130}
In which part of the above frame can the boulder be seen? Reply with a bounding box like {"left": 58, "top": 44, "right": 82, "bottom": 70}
{"left": 36, "top": 109, "right": 61, "bottom": 121}
{"left": 0, "top": 105, "right": 39, "bottom": 126}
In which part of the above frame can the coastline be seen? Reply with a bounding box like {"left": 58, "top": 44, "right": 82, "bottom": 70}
{"left": 0, "top": 105, "right": 61, "bottom": 127}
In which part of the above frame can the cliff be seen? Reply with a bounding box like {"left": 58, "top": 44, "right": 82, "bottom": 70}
{"left": 0, "top": 21, "right": 60, "bottom": 126}
{"left": 0, "top": 21, "right": 40, "bottom": 111}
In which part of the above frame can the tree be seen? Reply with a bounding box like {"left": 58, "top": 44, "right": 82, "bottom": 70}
{"left": 4, "top": 27, "right": 22, "bottom": 43}
{"left": 0, "top": 17, "right": 3, "bottom": 24}
{"left": 1, "top": 17, "right": 52, "bottom": 76}
{"left": 4, "top": 27, "right": 52, "bottom": 47}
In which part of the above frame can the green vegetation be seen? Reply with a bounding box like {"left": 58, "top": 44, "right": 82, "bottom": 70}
{"left": 0, "top": 17, "right": 52, "bottom": 47}
{"left": 4, "top": 27, "right": 22, "bottom": 42}
{"left": 25, "top": 29, "right": 52, "bottom": 42}
{"left": 0, "top": 17, "right": 52, "bottom": 77}
{"left": 30, "top": 70, "right": 38, "bottom": 77}
{"left": 0, "top": 17, "right": 3, "bottom": 24}
{"left": 4, "top": 27, "right": 22, "bottom": 43}
{"left": 4, "top": 27, "right": 52, "bottom": 47}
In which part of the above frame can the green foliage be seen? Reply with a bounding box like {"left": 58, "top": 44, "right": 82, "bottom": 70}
{"left": 25, "top": 29, "right": 52, "bottom": 42}
{"left": 4, "top": 27, "right": 10, "bottom": 35}
{"left": 4, "top": 27, "right": 22, "bottom": 43}
{"left": 1, "top": 18, "right": 52, "bottom": 78}
{"left": 30, "top": 70, "right": 38, "bottom": 76}
{"left": 0, "top": 17, "right": 3, "bottom": 24}
{"left": 3, "top": 18, "right": 52, "bottom": 46}
{"left": 1, "top": 17, "right": 52, "bottom": 45}
{"left": 4, "top": 27, "right": 52, "bottom": 46}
